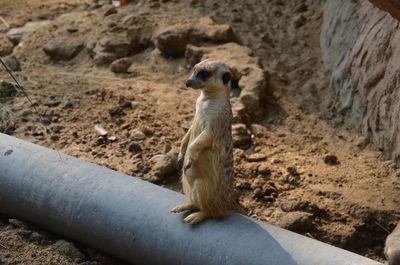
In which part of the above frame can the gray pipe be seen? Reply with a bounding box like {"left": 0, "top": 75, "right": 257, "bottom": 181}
{"left": 0, "top": 133, "right": 381, "bottom": 265}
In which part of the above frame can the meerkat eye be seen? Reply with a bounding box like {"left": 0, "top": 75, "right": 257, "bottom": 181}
{"left": 222, "top": 72, "right": 231, "bottom": 84}
{"left": 197, "top": 70, "right": 211, "bottom": 80}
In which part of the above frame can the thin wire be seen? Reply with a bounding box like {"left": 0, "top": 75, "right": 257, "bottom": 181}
{"left": 0, "top": 57, "right": 62, "bottom": 160}
{"left": 375, "top": 221, "right": 391, "bottom": 234}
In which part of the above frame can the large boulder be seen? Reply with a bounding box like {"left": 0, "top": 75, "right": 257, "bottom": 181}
{"left": 154, "top": 17, "right": 234, "bottom": 57}
{"left": 43, "top": 38, "right": 84, "bottom": 61}
{"left": 321, "top": 0, "right": 400, "bottom": 163}
{"left": 87, "top": 26, "right": 152, "bottom": 66}
{"left": 7, "top": 21, "right": 51, "bottom": 45}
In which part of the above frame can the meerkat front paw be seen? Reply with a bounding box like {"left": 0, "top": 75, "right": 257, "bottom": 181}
{"left": 183, "top": 160, "right": 193, "bottom": 173}
{"left": 183, "top": 151, "right": 198, "bottom": 173}
{"left": 176, "top": 154, "right": 184, "bottom": 170}
{"left": 184, "top": 212, "right": 208, "bottom": 225}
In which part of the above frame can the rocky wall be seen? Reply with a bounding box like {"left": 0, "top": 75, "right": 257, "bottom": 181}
{"left": 321, "top": 0, "right": 400, "bottom": 162}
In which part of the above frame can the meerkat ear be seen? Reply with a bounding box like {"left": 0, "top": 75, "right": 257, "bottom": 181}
{"left": 222, "top": 72, "right": 231, "bottom": 85}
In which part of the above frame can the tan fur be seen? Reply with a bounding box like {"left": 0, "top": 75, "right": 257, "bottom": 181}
{"left": 171, "top": 59, "right": 244, "bottom": 224}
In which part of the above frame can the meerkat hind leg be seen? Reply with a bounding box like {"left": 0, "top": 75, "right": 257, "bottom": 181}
{"left": 184, "top": 211, "right": 209, "bottom": 225}
{"left": 171, "top": 203, "right": 197, "bottom": 213}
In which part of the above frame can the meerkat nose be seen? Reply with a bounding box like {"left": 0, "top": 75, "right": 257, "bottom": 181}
{"left": 185, "top": 80, "right": 192, "bottom": 88}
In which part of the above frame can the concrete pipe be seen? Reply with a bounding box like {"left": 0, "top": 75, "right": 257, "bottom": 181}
{"left": 0, "top": 133, "right": 382, "bottom": 265}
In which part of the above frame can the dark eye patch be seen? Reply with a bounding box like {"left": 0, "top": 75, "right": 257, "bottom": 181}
{"left": 196, "top": 70, "right": 211, "bottom": 80}
{"left": 222, "top": 72, "right": 231, "bottom": 85}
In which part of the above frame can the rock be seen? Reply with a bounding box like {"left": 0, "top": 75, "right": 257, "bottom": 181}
{"left": 287, "top": 166, "right": 300, "bottom": 177}
{"left": 154, "top": 27, "right": 190, "bottom": 57}
{"left": 293, "top": 14, "right": 306, "bottom": 28}
{"left": 108, "top": 106, "right": 123, "bottom": 117}
{"left": 62, "top": 99, "right": 74, "bottom": 109}
{"left": 250, "top": 124, "right": 267, "bottom": 137}
{"left": 258, "top": 163, "right": 272, "bottom": 177}
{"left": 128, "top": 143, "right": 142, "bottom": 153}
{"left": 252, "top": 178, "right": 277, "bottom": 199}
{"left": 17, "top": 229, "right": 32, "bottom": 239}
{"left": 52, "top": 240, "right": 85, "bottom": 261}
{"left": 247, "top": 153, "right": 267, "bottom": 162}
{"left": 88, "top": 37, "right": 130, "bottom": 60}
{"left": 232, "top": 123, "right": 251, "bottom": 147}
{"left": 296, "top": 3, "right": 308, "bottom": 13}
{"left": 277, "top": 211, "right": 313, "bottom": 231}
{"left": 8, "top": 219, "right": 27, "bottom": 228}
{"left": 385, "top": 223, "right": 400, "bottom": 265}
{"left": 93, "top": 52, "right": 118, "bottom": 66}
{"left": 89, "top": 3, "right": 102, "bottom": 10}
{"left": 261, "top": 183, "right": 277, "bottom": 195}
{"left": 28, "top": 232, "right": 43, "bottom": 244}
{"left": 0, "top": 35, "right": 13, "bottom": 56}
{"left": 147, "top": 148, "right": 179, "bottom": 182}
{"left": 355, "top": 136, "right": 370, "bottom": 150}
{"left": 280, "top": 200, "right": 301, "bottom": 212}
{"left": 43, "top": 39, "right": 84, "bottom": 61}
{"left": 131, "top": 101, "right": 139, "bottom": 110}
{"left": 130, "top": 129, "right": 146, "bottom": 140}
{"left": 104, "top": 6, "right": 117, "bottom": 17}
{"left": 154, "top": 17, "right": 233, "bottom": 57}
{"left": 0, "top": 80, "right": 18, "bottom": 98}
{"left": 118, "top": 95, "right": 133, "bottom": 109}
{"left": 253, "top": 188, "right": 264, "bottom": 199}
{"left": 280, "top": 200, "right": 321, "bottom": 214}
{"left": 67, "top": 26, "right": 78, "bottom": 33}
{"left": 251, "top": 177, "right": 266, "bottom": 190}
{"left": 324, "top": 154, "right": 340, "bottom": 165}
{"left": 110, "top": 57, "right": 132, "bottom": 73}
{"left": 163, "top": 142, "right": 172, "bottom": 153}
{"left": 3, "top": 55, "right": 21, "bottom": 71}
{"left": 239, "top": 67, "right": 267, "bottom": 118}
{"left": 7, "top": 21, "right": 51, "bottom": 45}
{"left": 185, "top": 44, "right": 205, "bottom": 66}
{"left": 88, "top": 27, "right": 151, "bottom": 66}
{"left": 235, "top": 180, "right": 251, "bottom": 190}
{"left": 231, "top": 99, "right": 247, "bottom": 123}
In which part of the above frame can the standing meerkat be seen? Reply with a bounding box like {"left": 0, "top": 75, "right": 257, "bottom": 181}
{"left": 171, "top": 59, "right": 244, "bottom": 225}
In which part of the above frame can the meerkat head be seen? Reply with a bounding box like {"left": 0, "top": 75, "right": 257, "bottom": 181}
{"left": 185, "top": 59, "right": 232, "bottom": 94}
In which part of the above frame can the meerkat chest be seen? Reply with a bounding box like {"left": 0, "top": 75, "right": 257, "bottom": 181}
{"left": 191, "top": 95, "right": 231, "bottom": 143}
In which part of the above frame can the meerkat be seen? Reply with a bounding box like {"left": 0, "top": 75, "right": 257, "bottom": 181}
{"left": 171, "top": 59, "right": 244, "bottom": 225}
{"left": 385, "top": 223, "right": 400, "bottom": 265}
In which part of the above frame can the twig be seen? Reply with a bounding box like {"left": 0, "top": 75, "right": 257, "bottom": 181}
{"left": 375, "top": 221, "right": 391, "bottom": 234}
{"left": 0, "top": 15, "right": 10, "bottom": 29}
{"left": 0, "top": 242, "right": 8, "bottom": 249}
{"left": 46, "top": 71, "right": 145, "bottom": 82}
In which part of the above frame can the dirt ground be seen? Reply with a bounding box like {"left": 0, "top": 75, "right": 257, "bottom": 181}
{"left": 1, "top": 0, "right": 399, "bottom": 264}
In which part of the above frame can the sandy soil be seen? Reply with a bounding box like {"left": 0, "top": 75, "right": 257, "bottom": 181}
{"left": 1, "top": 0, "right": 399, "bottom": 264}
